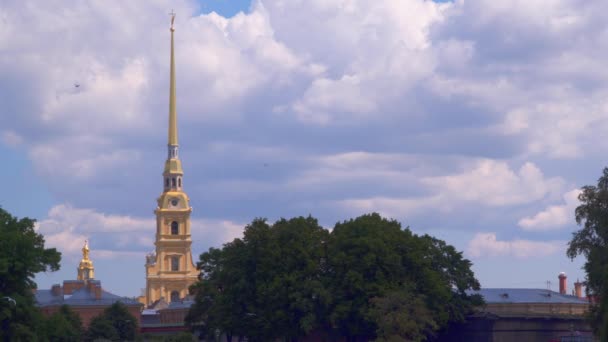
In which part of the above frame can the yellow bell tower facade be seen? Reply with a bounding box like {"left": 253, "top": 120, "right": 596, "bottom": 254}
{"left": 145, "top": 13, "right": 198, "bottom": 306}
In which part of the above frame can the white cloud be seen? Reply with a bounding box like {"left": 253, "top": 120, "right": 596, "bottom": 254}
{"left": 333, "top": 158, "right": 565, "bottom": 221}
{"left": 498, "top": 95, "right": 608, "bottom": 159}
{"left": 37, "top": 204, "right": 154, "bottom": 233}
{"left": 29, "top": 141, "right": 142, "bottom": 182}
{"left": 1, "top": 130, "right": 23, "bottom": 147}
{"left": 423, "top": 160, "right": 563, "bottom": 206}
{"left": 36, "top": 204, "right": 245, "bottom": 260}
{"left": 336, "top": 196, "right": 443, "bottom": 219}
{"left": 518, "top": 189, "right": 581, "bottom": 231}
{"left": 6, "top": 0, "right": 608, "bottom": 295}
{"left": 274, "top": 0, "right": 443, "bottom": 124}
{"left": 43, "top": 230, "right": 89, "bottom": 256}
{"left": 289, "top": 151, "right": 420, "bottom": 189}
{"left": 467, "top": 232, "right": 565, "bottom": 259}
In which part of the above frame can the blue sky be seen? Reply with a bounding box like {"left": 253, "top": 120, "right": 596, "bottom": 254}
{"left": 198, "top": 0, "right": 253, "bottom": 17}
{"left": 1, "top": 0, "right": 600, "bottom": 297}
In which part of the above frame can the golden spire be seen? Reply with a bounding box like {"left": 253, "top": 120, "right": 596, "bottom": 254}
{"left": 77, "top": 239, "right": 95, "bottom": 281}
{"left": 162, "top": 11, "right": 183, "bottom": 188}
{"left": 168, "top": 10, "right": 178, "bottom": 147}
{"left": 82, "top": 239, "right": 90, "bottom": 260}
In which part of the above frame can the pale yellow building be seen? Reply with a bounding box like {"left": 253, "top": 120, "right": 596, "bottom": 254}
{"left": 145, "top": 14, "right": 198, "bottom": 306}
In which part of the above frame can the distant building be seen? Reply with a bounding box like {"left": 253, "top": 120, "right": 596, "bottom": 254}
{"left": 35, "top": 241, "right": 142, "bottom": 327}
{"left": 140, "top": 299, "right": 194, "bottom": 335}
{"left": 144, "top": 11, "right": 199, "bottom": 307}
{"left": 440, "top": 273, "right": 594, "bottom": 342}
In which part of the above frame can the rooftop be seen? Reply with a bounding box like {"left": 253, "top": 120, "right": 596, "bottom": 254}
{"left": 36, "top": 286, "right": 141, "bottom": 307}
{"left": 470, "top": 288, "right": 589, "bottom": 305}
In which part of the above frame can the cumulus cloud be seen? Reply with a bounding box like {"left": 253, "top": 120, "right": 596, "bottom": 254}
{"left": 335, "top": 159, "right": 564, "bottom": 220}
{"left": 467, "top": 232, "right": 565, "bottom": 259}
{"left": 423, "top": 160, "right": 564, "bottom": 206}
{"left": 5, "top": 0, "right": 608, "bottom": 292}
{"left": 337, "top": 196, "right": 443, "bottom": 220}
{"left": 518, "top": 189, "right": 581, "bottom": 231}
{"left": 1, "top": 130, "right": 23, "bottom": 147}
{"left": 36, "top": 204, "right": 245, "bottom": 260}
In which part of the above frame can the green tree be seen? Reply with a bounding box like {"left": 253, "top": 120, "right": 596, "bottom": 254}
{"left": 188, "top": 213, "right": 481, "bottom": 342}
{"left": 187, "top": 217, "right": 329, "bottom": 341}
{"left": 85, "top": 302, "right": 138, "bottom": 341}
{"left": 163, "top": 331, "right": 197, "bottom": 341}
{"left": 253, "top": 216, "right": 330, "bottom": 341}
{"left": 44, "top": 305, "right": 84, "bottom": 341}
{"left": 86, "top": 315, "right": 119, "bottom": 341}
{"left": 187, "top": 240, "right": 253, "bottom": 341}
{"left": 0, "top": 207, "right": 61, "bottom": 341}
{"left": 567, "top": 167, "right": 608, "bottom": 339}
{"left": 369, "top": 290, "right": 437, "bottom": 342}
{"left": 327, "top": 214, "right": 481, "bottom": 341}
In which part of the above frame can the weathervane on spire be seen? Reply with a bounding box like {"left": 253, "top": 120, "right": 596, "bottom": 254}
{"left": 82, "top": 239, "right": 90, "bottom": 260}
{"left": 169, "top": 9, "right": 176, "bottom": 31}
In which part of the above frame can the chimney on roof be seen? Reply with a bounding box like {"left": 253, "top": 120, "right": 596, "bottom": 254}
{"left": 559, "top": 272, "right": 567, "bottom": 295}
{"left": 574, "top": 279, "right": 583, "bottom": 298}
{"left": 51, "top": 284, "right": 62, "bottom": 296}
{"left": 95, "top": 284, "right": 102, "bottom": 300}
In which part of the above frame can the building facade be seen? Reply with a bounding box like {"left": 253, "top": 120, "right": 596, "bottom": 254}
{"left": 144, "top": 13, "right": 198, "bottom": 307}
{"left": 439, "top": 285, "right": 593, "bottom": 342}
{"left": 36, "top": 241, "right": 142, "bottom": 327}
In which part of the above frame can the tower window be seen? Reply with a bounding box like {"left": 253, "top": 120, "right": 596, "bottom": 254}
{"left": 171, "top": 256, "right": 180, "bottom": 271}
{"left": 178, "top": 178, "right": 182, "bottom": 187}
{"left": 172, "top": 178, "right": 176, "bottom": 187}
{"left": 171, "top": 221, "right": 178, "bottom": 235}
{"left": 170, "top": 291, "right": 180, "bottom": 302}
{"left": 165, "top": 178, "right": 169, "bottom": 187}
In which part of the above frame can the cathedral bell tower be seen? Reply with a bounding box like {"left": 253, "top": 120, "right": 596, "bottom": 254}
{"left": 145, "top": 12, "right": 198, "bottom": 306}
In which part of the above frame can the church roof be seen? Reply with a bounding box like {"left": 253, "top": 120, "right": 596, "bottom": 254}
{"left": 469, "top": 288, "right": 589, "bottom": 304}
{"left": 36, "top": 284, "right": 141, "bottom": 307}
{"left": 164, "top": 299, "right": 194, "bottom": 310}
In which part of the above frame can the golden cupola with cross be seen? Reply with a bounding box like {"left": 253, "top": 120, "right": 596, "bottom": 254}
{"left": 77, "top": 240, "right": 95, "bottom": 281}
{"left": 144, "top": 12, "right": 198, "bottom": 307}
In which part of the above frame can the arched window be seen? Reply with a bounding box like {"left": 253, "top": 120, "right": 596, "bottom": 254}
{"left": 165, "top": 178, "right": 169, "bottom": 187}
{"left": 171, "top": 221, "right": 178, "bottom": 235}
{"left": 171, "top": 256, "right": 180, "bottom": 271}
{"left": 178, "top": 178, "right": 182, "bottom": 187}
{"left": 170, "top": 291, "right": 180, "bottom": 302}
{"left": 172, "top": 178, "right": 176, "bottom": 187}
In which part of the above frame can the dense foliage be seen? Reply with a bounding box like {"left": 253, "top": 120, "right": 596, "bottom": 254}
{"left": 85, "top": 301, "right": 139, "bottom": 341}
{"left": 187, "top": 213, "right": 482, "bottom": 341}
{"left": 567, "top": 167, "right": 608, "bottom": 339}
{"left": 44, "top": 305, "right": 84, "bottom": 341}
{"left": 0, "top": 207, "right": 61, "bottom": 341}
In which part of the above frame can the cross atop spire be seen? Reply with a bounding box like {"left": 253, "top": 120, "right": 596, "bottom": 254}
{"left": 169, "top": 10, "right": 176, "bottom": 31}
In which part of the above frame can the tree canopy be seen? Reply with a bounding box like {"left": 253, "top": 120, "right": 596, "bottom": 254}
{"left": 85, "top": 301, "right": 138, "bottom": 341}
{"left": 0, "top": 206, "right": 62, "bottom": 341}
{"left": 44, "top": 305, "right": 84, "bottom": 342}
{"left": 567, "top": 167, "right": 608, "bottom": 339}
{"left": 187, "top": 213, "right": 481, "bottom": 341}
